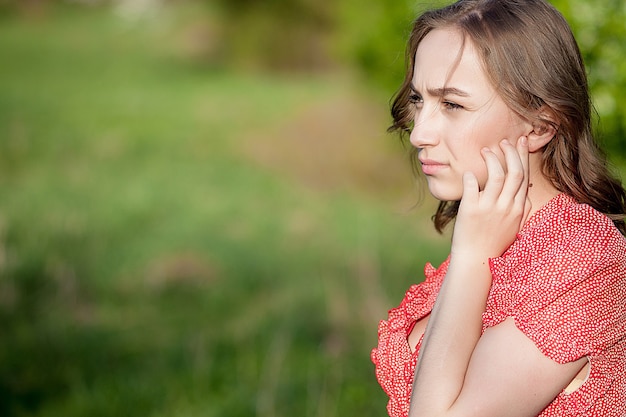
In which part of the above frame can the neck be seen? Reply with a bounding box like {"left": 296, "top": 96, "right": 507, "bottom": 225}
{"left": 526, "top": 154, "right": 561, "bottom": 220}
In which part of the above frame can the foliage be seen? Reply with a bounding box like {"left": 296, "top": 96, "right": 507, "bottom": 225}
{"left": 0, "top": 4, "right": 449, "bottom": 416}
{"left": 0, "top": 2, "right": 623, "bottom": 416}
{"left": 210, "top": 0, "right": 336, "bottom": 71}
{"left": 336, "top": 0, "right": 626, "bottom": 157}
{"left": 551, "top": 0, "right": 626, "bottom": 157}
{"left": 201, "top": 0, "right": 626, "bottom": 156}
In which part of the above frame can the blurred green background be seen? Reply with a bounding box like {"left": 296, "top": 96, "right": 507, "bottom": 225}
{"left": 0, "top": 0, "right": 623, "bottom": 416}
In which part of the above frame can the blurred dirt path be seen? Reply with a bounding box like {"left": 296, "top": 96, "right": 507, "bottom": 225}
{"left": 240, "top": 87, "right": 417, "bottom": 206}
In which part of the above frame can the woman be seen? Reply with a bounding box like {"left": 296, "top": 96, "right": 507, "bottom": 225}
{"left": 371, "top": 1, "right": 626, "bottom": 416}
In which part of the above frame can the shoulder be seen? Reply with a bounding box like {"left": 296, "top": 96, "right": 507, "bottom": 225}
{"left": 490, "top": 194, "right": 625, "bottom": 296}
{"left": 520, "top": 193, "right": 626, "bottom": 260}
{"left": 486, "top": 196, "right": 626, "bottom": 362}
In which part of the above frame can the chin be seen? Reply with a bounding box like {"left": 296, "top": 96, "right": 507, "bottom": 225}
{"left": 425, "top": 177, "right": 462, "bottom": 201}
{"left": 427, "top": 187, "right": 462, "bottom": 202}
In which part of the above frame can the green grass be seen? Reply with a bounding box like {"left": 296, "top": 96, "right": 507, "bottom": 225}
{"left": 0, "top": 4, "right": 450, "bottom": 417}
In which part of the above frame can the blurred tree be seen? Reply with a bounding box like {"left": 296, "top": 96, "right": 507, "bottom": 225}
{"left": 334, "top": 0, "right": 445, "bottom": 92}
{"left": 211, "top": 0, "right": 336, "bottom": 71}
{"left": 3, "top": 0, "right": 622, "bottom": 154}
{"left": 0, "top": 0, "right": 49, "bottom": 18}
{"left": 335, "top": 0, "right": 625, "bottom": 158}
{"left": 551, "top": 0, "right": 626, "bottom": 158}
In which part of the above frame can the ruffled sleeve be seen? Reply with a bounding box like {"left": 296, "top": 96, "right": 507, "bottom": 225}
{"left": 486, "top": 202, "right": 626, "bottom": 364}
{"left": 371, "top": 257, "right": 449, "bottom": 417}
{"left": 484, "top": 199, "right": 626, "bottom": 415}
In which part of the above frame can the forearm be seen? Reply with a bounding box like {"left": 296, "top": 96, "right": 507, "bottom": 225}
{"left": 408, "top": 256, "right": 492, "bottom": 417}
{"left": 408, "top": 138, "right": 530, "bottom": 416}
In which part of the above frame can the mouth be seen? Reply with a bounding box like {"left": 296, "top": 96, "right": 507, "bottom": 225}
{"left": 419, "top": 158, "right": 447, "bottom": 175}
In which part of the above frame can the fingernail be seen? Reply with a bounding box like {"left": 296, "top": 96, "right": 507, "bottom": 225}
{"left": 521, "top": 136, "right": 528, "bottom": 146}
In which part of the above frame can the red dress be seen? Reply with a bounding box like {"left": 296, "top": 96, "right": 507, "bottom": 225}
{"left": 371, "top": 194, "right": 626, "bottom": 416}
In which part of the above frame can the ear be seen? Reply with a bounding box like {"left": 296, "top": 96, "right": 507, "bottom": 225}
{"left": 527, "top": 107, "right": 559, "bottom": 153}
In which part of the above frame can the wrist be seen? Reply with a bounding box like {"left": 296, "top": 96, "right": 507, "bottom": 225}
{"left": 447, "top": 252, "right": 492, "bottom": 282}
{"left": 449, "top": 248, "right": 490, "bottom": 265}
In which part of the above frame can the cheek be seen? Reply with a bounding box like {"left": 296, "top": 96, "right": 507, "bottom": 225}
{"left": 457, "top": 117, "right": 514, "bottom": 187}
{"left": 451, "top": 129, "right": 489, "bottom": 179}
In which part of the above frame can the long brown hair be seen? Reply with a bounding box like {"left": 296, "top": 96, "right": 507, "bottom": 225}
{"left": 390, "top": 0, "right": 626, "bottom": 235}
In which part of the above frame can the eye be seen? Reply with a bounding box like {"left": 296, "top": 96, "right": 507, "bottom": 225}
{"left": 443, "top": 100, "right": 463, "bottom": 110}
{"left": 409, "top": 93, "right": 423, "bottom": 106}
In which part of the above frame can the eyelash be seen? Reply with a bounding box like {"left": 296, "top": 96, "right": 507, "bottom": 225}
{"left": 408, "top": 94, "right": 464, "bottom": 111}
{"left": 408, "top": 93, "right": 423, "bottom": 105}
{"left": 443, "top": 101, "right": 463, "bottom": 110}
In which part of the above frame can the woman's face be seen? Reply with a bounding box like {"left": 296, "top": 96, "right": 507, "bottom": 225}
{"left": 409, "top": 28, "right": 531, "bottom": 201}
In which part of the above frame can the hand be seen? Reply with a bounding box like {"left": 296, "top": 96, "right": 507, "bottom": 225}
{"left": 451, "top": 136, "right": 531, "bottom": 262}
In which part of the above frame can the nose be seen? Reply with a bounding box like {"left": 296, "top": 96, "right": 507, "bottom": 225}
{"left": 409, "top": 109, "right": 439, "bottom": 149}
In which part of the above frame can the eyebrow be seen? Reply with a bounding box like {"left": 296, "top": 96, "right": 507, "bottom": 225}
{"left": 411, "top": 85, "right": 470, "bottom": 98}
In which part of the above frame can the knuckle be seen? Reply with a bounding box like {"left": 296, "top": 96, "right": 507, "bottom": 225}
{"left": 509, "top": 170, "right": 525, "bottom": 182}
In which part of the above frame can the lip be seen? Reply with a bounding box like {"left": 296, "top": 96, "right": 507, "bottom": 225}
{"left": 419, "top": 158, "right": 448, "bottom": 175}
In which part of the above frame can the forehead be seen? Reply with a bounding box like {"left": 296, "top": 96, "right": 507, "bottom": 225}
{"left": 412, "top": 28, "right": 491, "bottom": 94}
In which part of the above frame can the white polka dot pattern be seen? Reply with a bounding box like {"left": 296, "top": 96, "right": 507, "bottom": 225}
{"left": 371, "top": 194, "right": 626, "bottom": 416}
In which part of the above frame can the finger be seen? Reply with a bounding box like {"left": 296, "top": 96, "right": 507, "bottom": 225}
{"left": 501, "top": 137, "right": 531, "bottom": 232}
{"left": 510, "top": 136, "right": 530, "bottom": 209}
{"left": 498, "top": 139, "right": 526, "bottom": 202}
{"left": 481, "top": 147, "right": 506, "bottom": 202}
{"left": 518, "top": 136, "right": 531, "bottom": 224}
{"left": 516, "top": 135, "right": 530, "bottom": 198}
